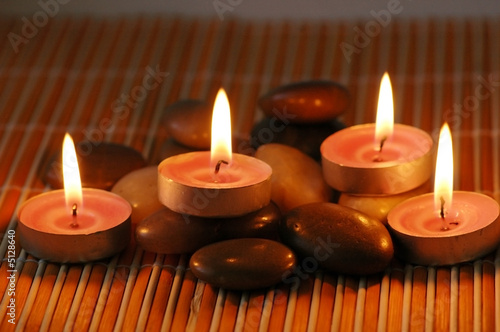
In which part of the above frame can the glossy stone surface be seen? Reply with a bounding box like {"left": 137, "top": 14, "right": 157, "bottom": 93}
{"left": 250, "top": 117, "right": 345, "bottom": 160}
{"left": 157, "top": 138, "right": 197, "bottom": 162}
{"left": 136, "top": 202, "right": 281, "bottom": 254}
{"left": 255, "top": 143, "right": 331, "bottom": 213}
{"left": 111, "top": 166, "right": 164, "bottom": 224}
{"left": 190, "top": 238, "right": 297, "bottom": 290}
{"left": 258, "top": 80, "right": 350, "bottom": 123}
{"left": 280, "top": 202, "right": 394, "bottom": 275}
{"left": 44, "top": 142, "right": 147, "bottom": 190}
{"left": 162, "top": 99, "right": 212, "bottom": 149}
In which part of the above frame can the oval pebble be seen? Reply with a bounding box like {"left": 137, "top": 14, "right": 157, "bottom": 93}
{"left": 258, "top": 80, "right": 350, "bottom": 123}
{"left": 111, "top": 166, "right": 164, "bottom": 224}
{"left": 190, "top": 238, "right": 297, "bottom": 290}
{"left": 43, "top": 141, "right": 147, "bottom": 190}
{"left": 136, "top": 202, "right": 281, "bottom": 254}
{"left": 162, "top": 99, "right": 212, "bottom": 149}
{"left": 280, "top": 202, "right": 394, "bottom": 275}
{"left": 255, "top": 143, "right": 332, "bottom": 213}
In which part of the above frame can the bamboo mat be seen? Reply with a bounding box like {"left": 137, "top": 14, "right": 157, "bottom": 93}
{"left": 1, "top": 15, "right": 500, "bottom": 331}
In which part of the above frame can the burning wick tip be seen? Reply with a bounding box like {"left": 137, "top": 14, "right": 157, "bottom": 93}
{"left": 214, "top": 160, "right": 229, "bottom": 174}
{"left": 71, "top": 203, "right": 79, "bottom": 228}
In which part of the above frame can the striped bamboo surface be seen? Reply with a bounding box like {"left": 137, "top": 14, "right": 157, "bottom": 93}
{"left": 1, "top": 15, "right": 500, "bottom": 331}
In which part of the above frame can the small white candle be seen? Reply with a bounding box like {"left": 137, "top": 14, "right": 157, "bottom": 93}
{"left": 388, "top": 123, "right": 500, "bottom": 265}
{"left": 321, "top": 73, "right": 434, "bottom": 194}
{"left": 17, "top": 134, "right": 131, "bottom": 263}
{"left": 158, "top": 88, "right": 272, "bottom": 217}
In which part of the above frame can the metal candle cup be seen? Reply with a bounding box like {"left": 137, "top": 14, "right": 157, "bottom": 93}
{"left": 321, "top": 123, "right": 434, "bottom": 194}
{"left": 158, "top": 88, "right": 272, "bottom": 217}
{"left": 17, "top": 188, "right": 132, "bottom": 263}
{"left": 388, "top": 123, "right": 500, "bottom": 265}
{"left": 158, "top": 151, "right": 272, "bottom": 217}
{"left": 387, "top": 191, "right": 500, "bottom": 265}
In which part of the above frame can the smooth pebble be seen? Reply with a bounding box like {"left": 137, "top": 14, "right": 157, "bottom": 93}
{"left": 280, "top": 202, "right": 394, "bottom": 275}
{"left": 43, "top": 142, "right": 147, "bottom": 190}
{"left": 190, "top": 238, "right": 297, "bottom": 290}
{"left": 136, "top": 202, "right": 281, "bottom": 254}
{"left": 250, "top": 117, "right": 345, "bottom": 160}
{"left": 255, "top": 143, "right": 331, "bottom": 213}
{"left": 162, "top": 99, "right": 212, "bottom": 149}
{"left": 111, "top": 166, "right": 164, "bottom": 224}
{"left": 258, "top": 80, "right": 350, "bottom": 123}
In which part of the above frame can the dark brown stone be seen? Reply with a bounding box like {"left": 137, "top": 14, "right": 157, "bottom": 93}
{"left": 158, "top": 137, "right": 198, "bottom": 162}
{"left": 280, "top": 202, "right": 394, "bottom": 275}
{"left": 43, "top": 142, "right": 147, "bottom": 190}
{"left": 190, "top": 238, "right": 297, "bottom": 290}
{"left": 250, "top": 117, "right": 345, "bottom": 160}
{"left": 162, "top": 99, "right": 212, "bottom": 149}
{"left": 258, "top": 80, "right": 350, "bottom": 123}
{"left": 136, "top": 202, "right": 281, "bottom": 254}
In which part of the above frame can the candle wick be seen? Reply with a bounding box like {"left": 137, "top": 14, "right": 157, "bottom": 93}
{"left": 214, "top": 160, "right": 229, "bottom": 174}
{"left": 439, "top": 196, "right": 449, "bottom": 231}
{"left": 439, "top": 196, "right": 445, "bottom": 219}
{"left": 379, "top": 136, "right": 387, "bottom": 153}
{"left": 71, "top": 203, "right": 79, "bottom": 228}
{"left": 372, "top": 136, "right": 387, "bottom": 162}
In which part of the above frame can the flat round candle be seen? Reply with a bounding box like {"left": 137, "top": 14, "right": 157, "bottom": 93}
{"left": 158, "top": 151, "right": 272, "bottom": 217}
{"left": 321, "top": 123, "right": 434, "bottom": 194}
{"left": 17, "top": 188, "right": 131, "bottom": 263}
{"left": 387, "top": 191, "right": 500, "bottom": 265}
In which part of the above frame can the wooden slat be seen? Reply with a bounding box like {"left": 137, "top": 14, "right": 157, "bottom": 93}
{"left": 0, "top": 16, "right": 499, "bottom": 331}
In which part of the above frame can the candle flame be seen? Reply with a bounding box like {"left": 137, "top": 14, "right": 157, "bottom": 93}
{"left": 375, "top": 72, "right": 394, "bottom": 150}
{"left": 210, "top": 88, "right": 232, "bottom": 168}
{"left": 434, "top": 123, "right": 453, "bottom": 215}
{"left": 62, "top": 133, "right": 83, "bottom": 214}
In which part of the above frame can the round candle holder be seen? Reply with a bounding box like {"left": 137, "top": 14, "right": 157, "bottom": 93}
{"left": 158, "top": 152, "right": 272, "bottom": 217}
{"left": 321, "top": 123, "right": 434, "bottom": 195}
{"left": 17, "top": 188, "right": 132, "bottom": 263}
{"left": 387, "top": 191, "right": 500, "bottom": 266}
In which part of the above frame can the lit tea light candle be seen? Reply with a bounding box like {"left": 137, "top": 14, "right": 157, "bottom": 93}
{"left": 17, "top": 134, "right": 132, "bottom": 263}
{"left": 387, "top": 123, "right": 500, "bottom": 265}
{"left": 321, "top": 73, "right": 434, "bottom": 194}
{"left": 158, "top": 88, "right": 272, "bottom": 217}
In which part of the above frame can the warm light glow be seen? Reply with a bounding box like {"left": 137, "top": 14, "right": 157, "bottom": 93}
{"left": 62, "top": 133, "right": 83, "bottom": 214}
{"left": 210, "top": 88, "right": 232, "bottom": 168}
{"left": 434, "top": 123, "right": 453, "bottom": 214}
{"left": 375, "top": 72, "right": 394, "bottom": 150}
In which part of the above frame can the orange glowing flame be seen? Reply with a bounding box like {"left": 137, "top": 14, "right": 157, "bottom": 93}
{"left": 210, "top": 88, "right": 232, "bottom": 169}
{"left": 62, "top": 133, "right": 83, "bottom": 214}
{"left": 434, "top": 123, "right": 453, "bottom": 215}
{"left": 375, "top": 72, "right": 394, "bottom": 150}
